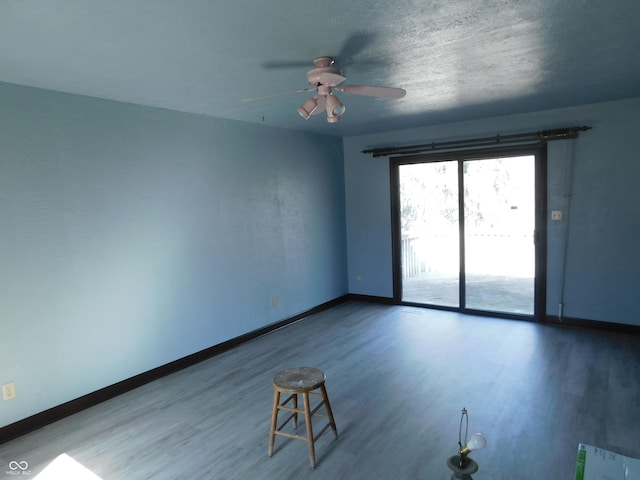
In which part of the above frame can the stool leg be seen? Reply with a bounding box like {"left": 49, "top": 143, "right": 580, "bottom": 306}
{"left": 292, "top": 393, "right": 298, "bottom": 429}
{"left": 302, "top": 392, "right": 316, "bottom": 468}
{"left": 268, "top": 390, "right": 281, "bottom": 457}
{"left": 320, "top": 384, "right": 338, "bottom": 437}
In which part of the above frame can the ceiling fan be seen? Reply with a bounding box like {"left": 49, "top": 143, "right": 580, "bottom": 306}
{"left": 249, "top": 56, "right": 406, "bottom": 123}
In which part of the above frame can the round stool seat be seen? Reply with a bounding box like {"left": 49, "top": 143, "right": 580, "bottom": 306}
{"left": 273, "top": 367, "right": 326, "bottom": 392}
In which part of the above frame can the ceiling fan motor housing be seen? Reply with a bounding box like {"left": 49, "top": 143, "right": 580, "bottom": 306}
{"left": 307, "top": 57, "right": 343, "bottom": 86}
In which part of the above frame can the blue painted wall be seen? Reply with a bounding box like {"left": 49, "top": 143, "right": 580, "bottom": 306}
{"left": 2, "top": 80, "right": 638, "bottom": 429}
{"left": 344, "top": 97, "right": 640, "bottom": 326}
{"left": 0, "top": 83, "right": 347, "bottom": 428}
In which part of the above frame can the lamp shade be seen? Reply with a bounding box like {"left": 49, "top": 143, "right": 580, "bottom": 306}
{"left": 297, "top": 97, "right": 318, "bottom": 119}
{"left": 325, "top": 94, "right": 345, "bottom": 117}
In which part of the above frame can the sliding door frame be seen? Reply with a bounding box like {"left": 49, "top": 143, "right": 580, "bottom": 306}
{"left": 390, "top": 143, "right": 547, "bottom": 322}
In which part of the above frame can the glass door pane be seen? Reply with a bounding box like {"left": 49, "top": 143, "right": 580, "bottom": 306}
{"left": 399, "top": 161, "right": 459, "bottom": 306}
{"left": 463, "top": 156, "right": 535, "bottom": 314}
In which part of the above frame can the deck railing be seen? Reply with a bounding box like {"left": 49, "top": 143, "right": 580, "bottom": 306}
{"left": 402, "top": 232, "right": 534, "bottom": 279}
{"left": 401, "top": 236, "right": 421, "bottom": 278}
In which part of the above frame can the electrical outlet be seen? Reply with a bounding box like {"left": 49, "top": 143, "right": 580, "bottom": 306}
{"left": 551, "top": 210, "right": 563, "bottom": 221}
{"left": 272, "top": 297, "right": 278, "bottom": 307}
{"left": 2, "top": 382, "right": 16, "bottom": 400}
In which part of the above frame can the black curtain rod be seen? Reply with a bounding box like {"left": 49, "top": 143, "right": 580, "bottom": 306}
{"left": 361, "top": 126, "right": 592, "bottom": 157}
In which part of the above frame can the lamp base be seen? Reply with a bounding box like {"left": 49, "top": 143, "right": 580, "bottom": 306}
{"left": 446, "top": 455, "right": 478, "bottom": 480}
{"left": 450, "top": 475, "right": 474, "bottom": 480}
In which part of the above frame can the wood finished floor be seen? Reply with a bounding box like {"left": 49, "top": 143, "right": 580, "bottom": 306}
{"left": 1, "top": 301, "right": 639, "bottom": 479}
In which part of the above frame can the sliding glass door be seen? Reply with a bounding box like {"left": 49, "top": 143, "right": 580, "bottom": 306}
{"left": 399, "top": 160, "right": 460, "bottom": 307}
{"left": 392, "top": 145, "right": 545, "bottom": 319}
{"left": 463, "top": 156, "right": 535, "bottom": 313}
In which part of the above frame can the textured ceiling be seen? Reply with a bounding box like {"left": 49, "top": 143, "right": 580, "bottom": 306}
{"left": 1, "top": 0, "right": 639, "bottom": 137}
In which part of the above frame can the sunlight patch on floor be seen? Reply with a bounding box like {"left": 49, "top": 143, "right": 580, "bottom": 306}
{"left": 34, "top": 454, "right": 103, "bottom": 480}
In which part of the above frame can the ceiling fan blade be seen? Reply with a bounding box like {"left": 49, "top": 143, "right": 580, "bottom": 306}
{"left": 243, "top": 87, "right": 315, "bottom": 102}
{"left": 336, "top": 32, "right": 377, "bottom": 63}
{"left": 338, "top": 85, "right": 406, "bottom": 99}
{"left": 319, "top": 72, "right": 347, "bottom": 87}
{"left": 262, "top": 31, "right": 377, "bottom": 71}
{"left": 262, "top": 60, "right": 311, "bottom": 69}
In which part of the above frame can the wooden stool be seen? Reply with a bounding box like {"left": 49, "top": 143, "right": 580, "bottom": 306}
{"left": 268, "top": 367, "right": 338, "bottom": 468}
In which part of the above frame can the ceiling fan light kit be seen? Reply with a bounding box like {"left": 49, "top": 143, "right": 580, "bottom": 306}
{"left": 264, "top": 56, "right": 406, "bottom": 124}
{"left": 326, "top": 93, "right": 346, "bottom": 116}
{"left": 297, "top": 97, "right": 318, "bottom": 119}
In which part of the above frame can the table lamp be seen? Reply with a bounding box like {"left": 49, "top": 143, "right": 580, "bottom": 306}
{"left": 446, "top": 408, "right": 487, "bottom": 479}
